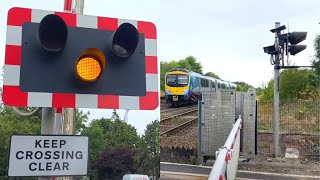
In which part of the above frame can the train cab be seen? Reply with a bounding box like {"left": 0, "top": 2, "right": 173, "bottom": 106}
{"left": 164, "top": 68, "right": 191, "bottom": 106}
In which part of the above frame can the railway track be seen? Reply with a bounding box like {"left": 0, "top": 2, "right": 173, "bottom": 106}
{"left": 161, "top": 106, "right": 197, "bottom": 119}
{"left": 161, "top": 117, "right": 198, "bottom": 136}
{"left": 160, "top": 103, "right": 199, "bottom": 149}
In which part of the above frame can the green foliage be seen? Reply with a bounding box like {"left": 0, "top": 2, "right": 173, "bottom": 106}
{"left": 0, "top": 105, "right": 41, "bottom": 180}
{"left": 259, "top": 33, "right": 320, "bottom": 101}
{"left": 312, "top": 35, "right": 320, "bottom": 86}
{"left": 81, "top": 120, "right": 105, "bottom": 169}
{"left": 280, "top": 69, "right": 314, "bottom": 100}
{"left": 234, "top": 81, "right": 254, "bottom": 91}
{"left": 259, "top": 79, "right": 274, "bottom": 101}
{"left": 204, "top": 72, "right": 220, "bottom": 79}
{"left": 76, "top": 109, "right": 90, "bottom": 134}
{"left": 135, "top": 120, "right": 160, "bottom": 178}
{"left": 259, "top": 69, "right": 318, "bottom": 101}
{"left": 82, "top": 114, "right": 159, "bottom": 179}
{"left": 95, "top": 147, "right": 136, "bottom": 180}
{"left": 314, "top": 34, "right": 320, "bottom": 59}
{"left": 255, "top": 87, "right": 264, "bottom": 96}
{"left": 294, "top": 108, "right": 307, "bottom": 120}
{"left": 160, "top": 56, "right": 202, "bottom": 91}
{"left": 81, "top": 117, "right": 140, "bottom": 165}
{"left": 82, "top": 117, "right": 140, "bottom": 179}
{"left": 258, "top": 124, "right": 272, "bottom": 131}
{"left": 181, "top": 56, "right": 203, "bottom": 74}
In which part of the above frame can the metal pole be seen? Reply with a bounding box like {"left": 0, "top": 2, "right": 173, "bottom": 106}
{"left": 124, "top": 109, "right": 129, "bottom": 123}
{"left": 64, "top": 0, "right": 73, "bottom": 12}
{"left": 55, "top": 108, "right": 63, "bottom": 134}
{"left": 62, "top": 0, "right": 83, "bottom": 137}
{"left": 74, "top": 0, "right": 84, "bottom": 14}
{"left": 39, "top": 108, "right": 56, "bottom": 180}
{"left": 273, "top": 22, "right": 281, "bottom": 157}
{"left": 61, "top": 2, "right": 84, "bottom": 180}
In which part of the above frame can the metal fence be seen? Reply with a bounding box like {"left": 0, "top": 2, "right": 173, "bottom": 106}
{"left": 257, "top": 99, "right": 320, "bottom": 162}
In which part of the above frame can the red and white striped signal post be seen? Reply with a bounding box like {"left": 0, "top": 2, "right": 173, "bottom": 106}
{"left": 3, "top": 3, "right": 158, "bottom": 179}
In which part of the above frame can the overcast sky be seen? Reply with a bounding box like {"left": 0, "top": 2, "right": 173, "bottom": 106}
{"left": 1, "top": 0, "right": 320, "bottom": 134}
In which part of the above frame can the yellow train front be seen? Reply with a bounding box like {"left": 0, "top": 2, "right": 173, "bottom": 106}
{"left": 165, "top": 68, "right": 237, "bottom": 107}
{"left": 164, "top": 68, "right": 200, "bottom": 107}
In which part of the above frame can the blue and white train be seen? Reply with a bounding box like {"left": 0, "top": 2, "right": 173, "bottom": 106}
{"left": 164, "top": 68, "right": 237, "bottom": 107}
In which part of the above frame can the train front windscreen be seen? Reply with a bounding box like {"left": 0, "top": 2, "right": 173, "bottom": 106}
{"left": 166, "top": 74, "right": 189, "bottom": 87}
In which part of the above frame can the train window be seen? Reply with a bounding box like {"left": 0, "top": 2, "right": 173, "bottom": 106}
{"left": 201, "top": 79, "right": 209, "bottom": 87}
{"left": 194, "top": 77, "right": 200, "bottom": 87}
{"left": 218, "top": 83, "right": 220, "bottom": 88}
{"left": 166, "top": 74, "right": 189, "bottom": 87}
{"left": 178, "top": 75, "right": 188, "bottom": 85}
{"left": 211, "top": 81, "right": 215, "bottom": 88}
{"left": 201, "top": 79, "right": 205, "bottom": 87}
{"left": 166, "top": 75, "right": 176, "bottom": 84}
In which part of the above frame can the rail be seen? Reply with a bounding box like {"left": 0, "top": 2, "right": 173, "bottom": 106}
{"left": 208, "top": 116, "right": 242, "bottom": 180}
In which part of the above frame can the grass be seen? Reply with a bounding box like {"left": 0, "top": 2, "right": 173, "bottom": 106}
{"left": 258, "top": 124, "right": 272, "bottom": 131}
{"left": 257, "top": 100, "right": 320, "bottom": 134}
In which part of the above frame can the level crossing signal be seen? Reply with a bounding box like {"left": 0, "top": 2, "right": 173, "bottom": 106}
{"left": 279, "top": 32, "right": 307, "bottom": 56}
{"left": 3, "top": 7, "right": 159, "bottom": 110}
{"left": 263, "top": 25, "right": 307, "bottom": 57}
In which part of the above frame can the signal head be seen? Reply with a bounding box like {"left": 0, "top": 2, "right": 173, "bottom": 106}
{"left": 289, "top": 45, "right": 307, "bottom": 56}
{"left": 263, "top": 45, "right": 276, "bottom": 55}
{"left": 38, "top": 14, "right": 68, "bottom": 52}
{"left": 288, "top": 32, "right": 307, "bottom": 45}
{"left": 111, "top": 23, "right": 139, "bottom": 58}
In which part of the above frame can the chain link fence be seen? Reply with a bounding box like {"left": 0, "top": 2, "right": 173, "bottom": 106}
{"left": 257, "top": 99, "right": 320, "bottom": 162}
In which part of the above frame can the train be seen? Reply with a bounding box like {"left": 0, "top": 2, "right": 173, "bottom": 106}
{"left": 164, "top": 67, "right": 237, "bottom": 107}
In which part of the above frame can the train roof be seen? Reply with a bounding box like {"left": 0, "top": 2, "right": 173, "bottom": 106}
{"left": 167, "top": 67, "right": 190, "bottom": 73}
{"left": 166, "top": 67, "right": 236, "bottom": 86}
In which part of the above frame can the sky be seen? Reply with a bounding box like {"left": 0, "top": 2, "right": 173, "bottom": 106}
{"left": 1, "top": 0, "right": 320, "bottom": 134}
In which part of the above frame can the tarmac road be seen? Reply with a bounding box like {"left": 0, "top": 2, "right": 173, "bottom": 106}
{"left": 160, "top": 162, "right": 320, "bottom": 180}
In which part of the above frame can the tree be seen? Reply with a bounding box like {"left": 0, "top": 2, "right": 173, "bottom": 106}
{"left": 98, "top": 118, "right": 140, "bottom": 148}
{"left": 280, "top": 69, "right": 314, "bottom": 100}
{"left": 177, "top": 56, "right": 202, "bottom": 74}
{"left": 259, "top": 69, "right": 316, "bottom": 101}
{"left": 75, "top": 109, "right": 90, "bottom": 134}
{"left": 204, "top": 72, "right": 220, "bottom": 79}
{"left": 81, "top": 112, "right": 141, "bottom": 179}
{"left": 234, "top": 81, "right": 254, "bottom": 91}
{"left": 95, "top": 146, "right": 136, "bottom": 180}
{"left": 160, "top": 56, "right": 203, "bottom": 91}
{"left": 0, "top": 104, "right": 40, "bottom": 180}
{"left": 312, "top": 34, "right": 320, "bottom": 86}
{"left": 81, "top": 120, "right": 106, "bottom": 168}
{"left": 143, "top": 120, "right": 160, "bottom": 179}
{"left": 135, "top": 120, "right": 160, "bottom": 179}
{"left": 184, "top": 56, "right": 203, "bottom": 74}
